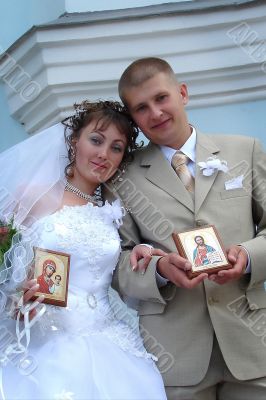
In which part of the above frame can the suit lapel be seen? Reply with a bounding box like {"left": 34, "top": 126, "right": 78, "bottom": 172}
{"left": 195, "top": 133, "right": 220, "bottom": 214}
{"left": 140, "top": 142, "right": 194, "bottom": 212}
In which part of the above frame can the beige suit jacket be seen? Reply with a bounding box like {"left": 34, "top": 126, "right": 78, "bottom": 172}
{"left": 106, "top": 132, "right": 266, "bottom": 386}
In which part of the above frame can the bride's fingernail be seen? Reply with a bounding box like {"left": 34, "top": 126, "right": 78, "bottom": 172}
{"left": 132, "top": 265, "right": 137, "bottom": 271}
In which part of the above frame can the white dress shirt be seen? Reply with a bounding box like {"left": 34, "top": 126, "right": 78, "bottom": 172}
{"left": 160, "top": 126, "right": 197, "bottom": 176}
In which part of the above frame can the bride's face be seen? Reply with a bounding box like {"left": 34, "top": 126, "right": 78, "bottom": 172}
{"left": 73, "top": 120, "right": 127, "bottom": 186}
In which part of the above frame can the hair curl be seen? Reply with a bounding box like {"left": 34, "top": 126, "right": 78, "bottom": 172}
{"left": 61, "top": 100, "right": 141, "bottom": 177}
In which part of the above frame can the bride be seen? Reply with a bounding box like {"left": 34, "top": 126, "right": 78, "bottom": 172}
{"left": 0, "top": 100, "right": 167, "bottom": 400}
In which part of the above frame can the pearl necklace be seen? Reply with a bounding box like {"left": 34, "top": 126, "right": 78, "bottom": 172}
{"left": 65, "top": 181, "right": 102, "bottom": 205}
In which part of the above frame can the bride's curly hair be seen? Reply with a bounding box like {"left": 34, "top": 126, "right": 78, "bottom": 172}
{"left": 62, "top": 100, "right": 141, "bottom": 177}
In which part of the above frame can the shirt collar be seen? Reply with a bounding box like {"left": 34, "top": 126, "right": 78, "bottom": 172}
{"left": 160, "top": 125, "right": 197, "bottom": 164}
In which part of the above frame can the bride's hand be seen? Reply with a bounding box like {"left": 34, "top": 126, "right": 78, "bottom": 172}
{"left": 130, "top": 245, "right": 167, "bottom": 273}
{"left": 23, "top": 279, "right": 41, "bottom": 302}
{"left": 16, "top": 279, "right": 45, "bottom": 321}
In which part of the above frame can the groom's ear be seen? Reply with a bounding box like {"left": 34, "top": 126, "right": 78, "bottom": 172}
{"left": 179, "top": 83, "right": 189, "bottom": 105}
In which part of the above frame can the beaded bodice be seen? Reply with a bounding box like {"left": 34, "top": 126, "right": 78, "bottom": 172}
{"left": 31, "top": 200, "right": 153, "bottom": 360}
{"left": 36, "top": 200, "right": 122, "bottom": 289}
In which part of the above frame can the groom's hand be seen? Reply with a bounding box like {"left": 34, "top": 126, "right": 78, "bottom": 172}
{"left": 157, "top": 253, "right": 208, "bottom": 289}
{"left": 208, "top": 245, "right": 248, "bottom": 285}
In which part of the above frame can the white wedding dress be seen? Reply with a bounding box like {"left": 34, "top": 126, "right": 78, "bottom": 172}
{"left": 2, "top": 201, "right": 166, "bottom": 400}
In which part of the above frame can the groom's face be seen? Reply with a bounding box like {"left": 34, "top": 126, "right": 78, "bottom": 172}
{"left": 124, "top": 72, "right": 190, "bottom": 149}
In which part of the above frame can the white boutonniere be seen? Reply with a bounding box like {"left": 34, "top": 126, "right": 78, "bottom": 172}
{"left": 198, "top": 157, "right": 228, "bottom": 176}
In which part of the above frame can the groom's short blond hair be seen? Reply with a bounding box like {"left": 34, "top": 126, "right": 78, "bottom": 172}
{"left": 118, "top": 57, "right": 177, "bottom": 106}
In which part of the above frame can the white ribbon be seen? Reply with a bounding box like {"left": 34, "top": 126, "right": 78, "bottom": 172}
{"left": 0, "top": 295, "right": 46, "bottom": 400}
{"left": 0, "top": 291, "right": 7, "bottom": 315}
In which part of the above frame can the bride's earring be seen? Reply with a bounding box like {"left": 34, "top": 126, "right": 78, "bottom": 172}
{"left": 66, "top": 165, "right": 74, "bottom": 178}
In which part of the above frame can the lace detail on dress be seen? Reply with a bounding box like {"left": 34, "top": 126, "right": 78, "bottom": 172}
{"left": 102, "top": 321, "right": 158, "bottom": 361}
{"left": 30, "top": 201, "right": 155, "bottom": 361}
{"left": 39, "top": 201, "right": 122, "bottom": 281}
{"left": 36, "top": 289, "right": 155, "bottom": 361}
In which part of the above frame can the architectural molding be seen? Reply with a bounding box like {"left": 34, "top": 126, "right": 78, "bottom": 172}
{"left": 0, "top": 0, "right": 265, "bottom": 133}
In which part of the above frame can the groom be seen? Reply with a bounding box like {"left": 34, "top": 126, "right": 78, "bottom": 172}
{"left": 109, "top": 57, "right": 266, "bottom": 399}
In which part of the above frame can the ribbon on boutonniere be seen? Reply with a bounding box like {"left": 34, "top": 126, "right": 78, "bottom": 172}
{"left": 197, "top": 157, "right": 228, "bottom": 177}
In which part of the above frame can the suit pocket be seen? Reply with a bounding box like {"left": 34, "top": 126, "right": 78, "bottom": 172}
{"left": 220, "top": 188, "right": 250, "bottom": 200}
{"left": 246, "top": 288, "right": 266, "bottom": 310}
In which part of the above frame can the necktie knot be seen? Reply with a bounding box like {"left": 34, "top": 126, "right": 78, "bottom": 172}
{"left": 171, "top": 151, "right": 189, "bottom": 170}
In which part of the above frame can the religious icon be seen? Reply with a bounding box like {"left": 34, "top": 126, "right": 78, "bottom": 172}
{"left": 172, "top": 225, "right": 231, "bottom": 278}
{"left": 32, "top": 247, "right": 70, "bottom": 306}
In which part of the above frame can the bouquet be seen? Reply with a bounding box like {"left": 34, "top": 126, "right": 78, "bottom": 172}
{"left": 0, "top": 218, "right": 18, "bottom": 268}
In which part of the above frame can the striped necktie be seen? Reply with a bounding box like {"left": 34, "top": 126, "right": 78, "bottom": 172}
{"left": 171, "top": 151, "right": 195, "bottom": 193}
